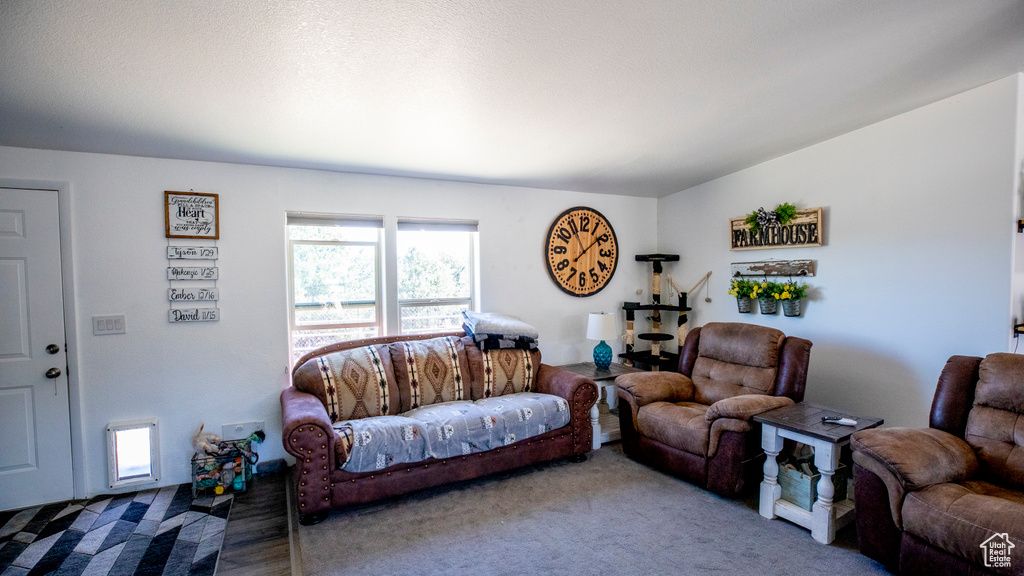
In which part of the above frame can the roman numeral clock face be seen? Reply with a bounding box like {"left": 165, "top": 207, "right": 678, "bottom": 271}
{"left": 544, "top": 207, "right": 619, "bottom": 297}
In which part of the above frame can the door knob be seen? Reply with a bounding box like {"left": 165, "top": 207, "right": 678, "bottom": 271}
{"left": 46, "top": 344, "right": 60, "bottom": 354}
{"left": 45, "top": 367, "right": 62, "bottom": 379}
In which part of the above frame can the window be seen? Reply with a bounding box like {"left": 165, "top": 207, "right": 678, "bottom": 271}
{"left": 286, "top": 215, "right": 477, "bottom": 362}
{"left": 287, "top": 215, "right": 383, "bottom": 363}
{"left": 397, "top": 219, "right": 477, "bottom": 335}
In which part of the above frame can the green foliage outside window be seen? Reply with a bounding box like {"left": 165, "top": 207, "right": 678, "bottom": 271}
{"left": 398, "top": 246, "right": 470, "bottom": 300}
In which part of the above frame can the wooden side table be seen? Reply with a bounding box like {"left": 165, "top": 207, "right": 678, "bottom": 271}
{"left": 752, "top": 402, "right": 883, "bottom": 544}
{"left": 558, "top": 362, "right": 645, "bottom": 450}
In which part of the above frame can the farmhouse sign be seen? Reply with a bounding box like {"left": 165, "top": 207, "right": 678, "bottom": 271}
{"left": 168, "top": 308, "right": 219, "bottom": 323}
{"left": 730, "top": 207, "right": 823, "bottom": 251}
{"left": 165, "top": 191, "right": 219, "bottom": 239}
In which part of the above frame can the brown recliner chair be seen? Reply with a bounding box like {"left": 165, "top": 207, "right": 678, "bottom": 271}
{"left": 851, "top": 353, "right": 1024, "bottom": 576}
{"left": 616, "top": 322, "right": 812, "bottom": 497}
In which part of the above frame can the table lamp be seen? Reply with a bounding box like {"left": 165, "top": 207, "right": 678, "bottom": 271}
{"left": 587, "top": 312, "right": 618, "bottom": 369}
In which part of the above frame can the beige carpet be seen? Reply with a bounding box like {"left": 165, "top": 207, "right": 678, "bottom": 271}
{"left": 297, "top": 445, "right": 891, "bottom": 576}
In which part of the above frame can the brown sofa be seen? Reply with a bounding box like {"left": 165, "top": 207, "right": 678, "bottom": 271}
{"left": 851, "top": 353, "right": 1024, "bottom": 575}
{"left": 281, "top": 331, "right": 597, "bottom": 525}
{"left": 616, "top": 322, "right": 812, "bottom": 497}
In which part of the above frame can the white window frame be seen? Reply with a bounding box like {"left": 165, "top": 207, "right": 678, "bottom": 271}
{"left": 286, "top": 215, "right": 479, "bottom": 358}
{"left": 286, "top": 214, "right": 384, "bottom": 362}
{"left": 395, "top": 219, "right": 478, "bottom": 335}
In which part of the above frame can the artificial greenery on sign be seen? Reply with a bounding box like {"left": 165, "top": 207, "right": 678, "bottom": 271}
{"left": 744, "top": 202, "right": 799, "bottom": 235}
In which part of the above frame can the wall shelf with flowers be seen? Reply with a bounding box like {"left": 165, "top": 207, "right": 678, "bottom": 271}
{"left": 729, "top": 278, "right": 809, "bottom": 317}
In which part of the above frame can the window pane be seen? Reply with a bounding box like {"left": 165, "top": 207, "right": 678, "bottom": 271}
{"left": 397, "top": 230, "right": 471, "bottom": 300}
{"left": 400, "top": 304, "right": 468, "bottom": 335}
{"left": 288, "top": 225, "right": 378, "bottom": 242}
{"left": 295, "top": 303, "right": 376, "bottom": 326}
{"left": 292, "top": 244, "right": 376, "bottom": 317}
{"left": 292, "top": 327, "right": 380, "bottom": 363}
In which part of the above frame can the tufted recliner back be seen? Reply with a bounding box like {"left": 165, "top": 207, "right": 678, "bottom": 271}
{"left": 964, "top": 353, "right": 1024, "bottom": 489}
{"left": 688, "top": 323, "right": 786, "bottom": 405}
{"left": 678, "top": 322, "right": 811, "bottom": 405}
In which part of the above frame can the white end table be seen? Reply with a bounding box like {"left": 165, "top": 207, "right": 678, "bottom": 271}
{"left": 753, "top": 402, "right": 883, "bottom": 544}
{"left": 557, "top": 362, "right": 644, "bottom": 449}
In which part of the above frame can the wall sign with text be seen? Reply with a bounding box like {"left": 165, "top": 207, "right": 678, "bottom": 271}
{"left": 168, "top": 287, "right": 219, "bottom": 302}
{"left": 167, "top": 246, "right": 218, "bottom": 259}
{"left": 165, "top": 191, "right": 219, "bottom": 239}
{"left": 168, "top": 308, "right": 219, "bottom": 323}
{"left": 166, "top": 266, "right": 219, "bottom": 280}
{"left": 730, "top": 207, "right": 823, "bottom": 251}
{"left": 165, "top": 190, "right": 221, "bottom": 323}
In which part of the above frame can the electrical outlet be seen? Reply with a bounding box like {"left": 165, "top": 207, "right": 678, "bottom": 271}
{"left": 222, "top": 421, "right": 265, "bottom": 441}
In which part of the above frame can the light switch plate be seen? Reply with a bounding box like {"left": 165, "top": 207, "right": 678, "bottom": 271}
{"left": 93, "top": 315, "right": 126, "bottom": 335}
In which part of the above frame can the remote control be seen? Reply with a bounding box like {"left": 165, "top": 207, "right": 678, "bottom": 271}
{"left": 821, "top": 416, "right": 857, "bottom": 426}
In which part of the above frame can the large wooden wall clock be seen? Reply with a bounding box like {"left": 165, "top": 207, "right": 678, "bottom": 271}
{"left": 544, "top": 206, "right": 619, "bottom": 297}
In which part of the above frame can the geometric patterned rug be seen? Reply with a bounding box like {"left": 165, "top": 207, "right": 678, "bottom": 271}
{"left": 0, "top": 484, "right": 232, "bottom": 576}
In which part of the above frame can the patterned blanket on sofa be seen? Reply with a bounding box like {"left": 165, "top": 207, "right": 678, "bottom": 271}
{"left": 335, "top": 393, "right": 570, "bottom": 473}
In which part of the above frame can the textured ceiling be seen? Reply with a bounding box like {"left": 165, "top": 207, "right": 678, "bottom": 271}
{"left": 2, "top": 1, "right": 1023, "bottom": 197}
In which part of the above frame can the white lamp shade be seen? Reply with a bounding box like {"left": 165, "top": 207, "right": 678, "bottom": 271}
{"left": 587, "top": 312, "right": 618, "bottom": 341}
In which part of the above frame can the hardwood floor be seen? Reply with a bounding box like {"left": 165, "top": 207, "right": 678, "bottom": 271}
{"left": 217, "top": 468, "right": 294, "bottom": 576}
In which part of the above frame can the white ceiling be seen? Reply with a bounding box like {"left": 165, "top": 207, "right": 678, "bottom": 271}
{"left": 2, "top": 1, "right": 1023, "bottom": 198}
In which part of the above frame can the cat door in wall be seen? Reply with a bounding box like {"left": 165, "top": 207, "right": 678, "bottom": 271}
{"left": 106, "top": 419, "right": 160, "bottom": 489}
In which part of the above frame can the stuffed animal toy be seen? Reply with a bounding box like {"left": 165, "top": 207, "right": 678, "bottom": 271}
{"left": 192, "top": 424, "right": 226, "bottom": 456}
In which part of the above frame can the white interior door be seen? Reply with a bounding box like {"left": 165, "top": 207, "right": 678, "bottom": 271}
{"left": 0, "top": 187, "right": 74, "bottom": 511}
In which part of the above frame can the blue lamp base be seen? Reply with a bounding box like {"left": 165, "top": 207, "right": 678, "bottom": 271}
{"left": 593, "top": 340, "right": 612, "bottom": 369}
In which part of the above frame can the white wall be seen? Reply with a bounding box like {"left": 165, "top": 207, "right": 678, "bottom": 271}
{"left": 0, "top": 147, "right": 656, "bottom": 496}
{"left": 658, "top": 75, "right": 1023, "bottom": 428}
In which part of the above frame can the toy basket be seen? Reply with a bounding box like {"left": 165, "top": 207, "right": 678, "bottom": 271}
{"left": 191, "top": 439, "right": 256, "bottom": 497}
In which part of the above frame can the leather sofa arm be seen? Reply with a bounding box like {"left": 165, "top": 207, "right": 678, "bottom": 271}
{"left": 705, "top": 394, "right": 793, "bottom": 423}
{"left": 851, "top": 427, "right": 977, "bottom": 531}
{"left": 615, "top": 372, "right": 694, "bottom": 422}
{"left": 852, "top": 427, "right": 978, "bottom": 490}
{"left": 535, "top": 364, "right": 598, "bottom": 455}
{"left": 852, "top": 450, "right": 910, "bottom": 530}
{"left": 282, "top": 386, "right": 334, "bottom": 452}
{"left": 281, "top": 386, "right": 336, "bottom": 520}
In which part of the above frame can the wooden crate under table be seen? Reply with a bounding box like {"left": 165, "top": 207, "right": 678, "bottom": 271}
{"left": 778, "top": 462, "right": 847, "bottom": 511}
